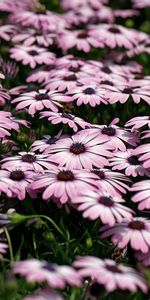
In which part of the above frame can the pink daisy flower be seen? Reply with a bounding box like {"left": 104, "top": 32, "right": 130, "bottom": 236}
{"left": 72, "top": 190, "right": 134, "bottom": 225}
{"left": 0, "top": 169, "right": 35, "bottom": 200}
{"left": 114, "top": 9, "right": 139, "bottom": 18}
{"left": 27, "top": 65, "right": 57, "bottom": 83}
{"left": 11, "top": 89, "right": 72, "bottom": 116}
{"left": 0, "top": 25, "right": 15, "bottom": 41}
{"left": 68, "top": 85, "right": 107, "bottom": 107}
{"left": 73, "top": 256, "right": 147, "bottom": 293}
{"left": 31, "top": 131, "right": 64, "bottom": 153}
{"left": 0, "top": 242, "right": 8, "bottom": 259}
{"left": 0, "top": 170, "right": 22, "bottom": 198}
{"left": 132, "top": 0, "right": 150, "bottom": 8}
{"left": 133, "top": 143, "right": 150, "bottom": 168}
{"left": 136, "top": 251, "right": 150, "bottom": 267}
{"left": 0, "top": 88, "right": 11, "bottom": 105}
{"left": 29, "top": 168, "right": 98, "bottom": 203}
{"left": 90, "top": 118, "right": 139, "bottom": 151}
{"left": 0, "top": 111, "right": 20, "bottom": 138}
{"left": 45, "top": 130, "right": 112, "bottom": 169}
{"left": 13, "top": 259, "right": 81, "bottom": 288}
{"left": 89, "top": 24, "right": 146, "bottom": 49}
{"left": 101, "top": 217, "right": 150, "bottom": 253}
{"left": 61, "top": 0, "right": 106, "bottom": 10}
{"left": 109, "top": 149, "right": 149, "bottom": 177}
{"left": 40, "top": 112, "right": 91, "bottom": 132}
{"left": 10, "top": 45, "right": 56, "bottom": 69}
{"left": 105, "top": 84, "right": 150, "bottom": 104}
{"left": 1, "top": 152, "right": 56, "bottom": 173}
{"left": 23, "top": 289, "right": 64, "bottom": 300}
{"left": 45, "top": 73, "right": 82, "bottom": 92}
{"left": 12, "top": 27, "right": 56, "bottom": 47}
{"left": 131, "top": 180, "right": 150, "bottom": 211}
{"left": 56, "top": 29, "right": 102, "bottom": 52}
{"left": 125, "top": 116, "right": 150, "bottom": 131}
{"left": 93, "top": 168, "right": 130, "bottom": 195}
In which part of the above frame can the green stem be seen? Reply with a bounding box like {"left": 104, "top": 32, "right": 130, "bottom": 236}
{"left": 3, "top": 226, "right": 14, "bottom": 263}
{"left": 25, "top": 214, "right": 67, "bottom": 240}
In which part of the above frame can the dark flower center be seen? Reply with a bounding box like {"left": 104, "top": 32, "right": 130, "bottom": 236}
{"left": 101, "top": 80, "right": 114, "bottom": 86}
{"left": 123, "top": 88, "right": 133, "bottom": 94}
{"left": 10, "top": 170, "right": 25, "bottom": 181}
{"left": 93, "top": 169, "right": 105, "bottom": 179}
{"left": 36, "top": 91, "right": 48, "bottom": 100}
{"left": 109, "top": 27, "right": 121, "bottom": 34}
{"left": 102, "top": 126, "right": 116, "bottom": 136}
{"left": 57, "top": 170, "right": 75, "bottom": 181}
{"left": 127, "top": 155, "right": 139, "bottom": 165}
{"left": 47, "top": 137, "right": 58, "bottom": 145}
{"left": 43, "top": 262, "right": 55, "bottom": 271}
{"left": 22, "top": 154, "right": 36, "bottom": 163}
{"left": 78, "top": 32, "right": 88, "bottom": 39}
{"left": 69, "top": 66, "right": 81, "bottom": 73}
{"left": 101, "top": 66, "right": 112, "bottom": 74}
{"left": 106, "top": 264, "right": 122, "bottom": 273}
{"left": 83, "top": 87, "right": 95, "bottom": 95}
{"left": 28, "top": 50, "right": 38, "bottom": 56}
{"left": 61, "top": 113, "right": 74, "bottom": 120}
{"left": 63, "top": 75, "right": 77, "bottom": 81}
{"left": 70, "top": 142, "right": 86, "bottom": 154}
{"left": 128, "top": 220, "right": 145, "bottom": 230}
{"left": 145, "top": 43, "right": 150, "bottom": 48}
{"left": 98, "top": 196, "right": 114, "bottom": 207}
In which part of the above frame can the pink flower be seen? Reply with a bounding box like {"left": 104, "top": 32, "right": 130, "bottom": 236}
{"left": 0, "top": 25, "right": 15, "bottom": 41}
{"left": 131, "top": 180, "right": 150, "bottom": 211}
{"left": 114, "top": 9, "right": 139, "bottom": 18}
{"left": 12, "top": 89, "right": 71, "bottom": 116}
{"left": 136, "top": 251, "right": 150, "bottom": 267}
{"left": 10, "top": 45, "right": 56, "bottom": 69}
{"left": 101, "top": 217, "right": 150, "bottom": 253}
{"left": 73, "top": 256, "right": 147, "bottom": 293}
{"left": 29, "top": 168, "right": 98, "bottom": 203}
{"left": 132, "top": 0, "right": 150, "bottom": 8}
{"left": 0, "top": 169, "right": 35, "bottom": 200}
{"left": 45, "top": 130, "right": 112, "bottom": 169}
{"left": 13, "top": 259, "right": 81, "bottom": 288}
{"left": 133, "top": 143, "right": 150, "bottom": 168}
{"left": 125, "top": 116, "right": 150, "bottom": 131}
{"left": 105, "top": 84, "right": 150, "bottom": 104}
{"left": 31, "top": 131, "right": 65, "bottom": 153}
{"left": 45, "top": 74, "right": 79, "bottom": 92}
{"left": 0, "top": 88, "right": 11, "bottom": 105}
{"left": 93, "top": 168, "right": 130, "bottom": 195}
{"left": 12, "top": 28, "right": 56, "bottom": 47}
{"left": 0, "top": 111, "right": 19, "bottom": 138}
{"left": 23, "top": 289, "right": 64, "bottom": 300}
{"left": 72, "top": 190, "right": 134, "bottom": 225}
{"left": 109, "top": 149, "right": 149, "bottom": 177}
{"left": 90, "top": 118, "right": 139, "bottom": 151}
{"left": 89, "top": 24, "right": 146, "bottom": 49}
{"left": 68, "top": 85, "right": 107, "bottom": 107}
{"left": 40, "top": 112, "right": 91, "bottom": 132}
{"left": 0, "top": 242, "right": 8, "bottom": 259}
{"left": 56, "top": 29, "right": 102, "bottom": 52}
{"left": 1, "top": 152, "right": 56, "bottom": 172}
{"left": 61, "top": 0, "right": 106, "bottom": 10}
{"left": 0, "top": 170, "right": 22, "bottom": 198}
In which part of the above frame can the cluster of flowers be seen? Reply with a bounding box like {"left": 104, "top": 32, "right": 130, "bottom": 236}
{"left": 0, "top": 0, "right": 149, "bottom": 299}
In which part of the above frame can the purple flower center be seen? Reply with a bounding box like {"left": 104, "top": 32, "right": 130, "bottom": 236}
{"left": 63, "top": 75, "right": 77, "bottom": 81}
{"left": 101, "top": 66, "right": 112, "bottom": 74}
{"left": 78, "top": 32, "right": 88, "bottom": 39}
{"left": 36, "top": 91, "right": 48, "bottom": 100}
{"left": 70, "top": 142, "right": 86, "bottom": 154}
{"left": 123, "top": 88, "right": 133, "bottom": 94}
{"left": 47, "top": 137, "right": 58, "bottom": 145}
{"left": 108, "top": 27, "right": 121, "bottom": 34}
{"left": 69, "top": 66, "right": 81, "bottom": 73}
{"left": 106, "top": 264, "right": 122, "bottom": 273}
{"left": 61, "top": 113, "right": 74, "bottom": 120}
{"left": 101, "top": 126, "right": 116, "bottom": 136}
{"left": 83, "top": 87, "right": 95, "bottom": 95}
{"left": 128, "top": 220, "right": 145, "bottom": 230}
{"left": 43, "top": 263, "right": 55, "bottom": 271}
{"left": 101, "top": 80, "right": 114, "bottom": 86}
{"left": 10, "top": 170, "right": 25, "bottom": 181}
{"left": 93, "top": 169, "right": 105, "bottom": 179}
{"left": 127, "top": 155, "right": 139, "bottom": 165}
{"left": 28, "top": 50, "right": 38, "bottom": 56}
{"left": 57, "top": 170, "right": 75, "bottom": 181}
{"left": 22, "top": 154, "right": 36, "bottom": 163}
{"left": 98, "top": 196, "right": 114, "bottom": 207}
